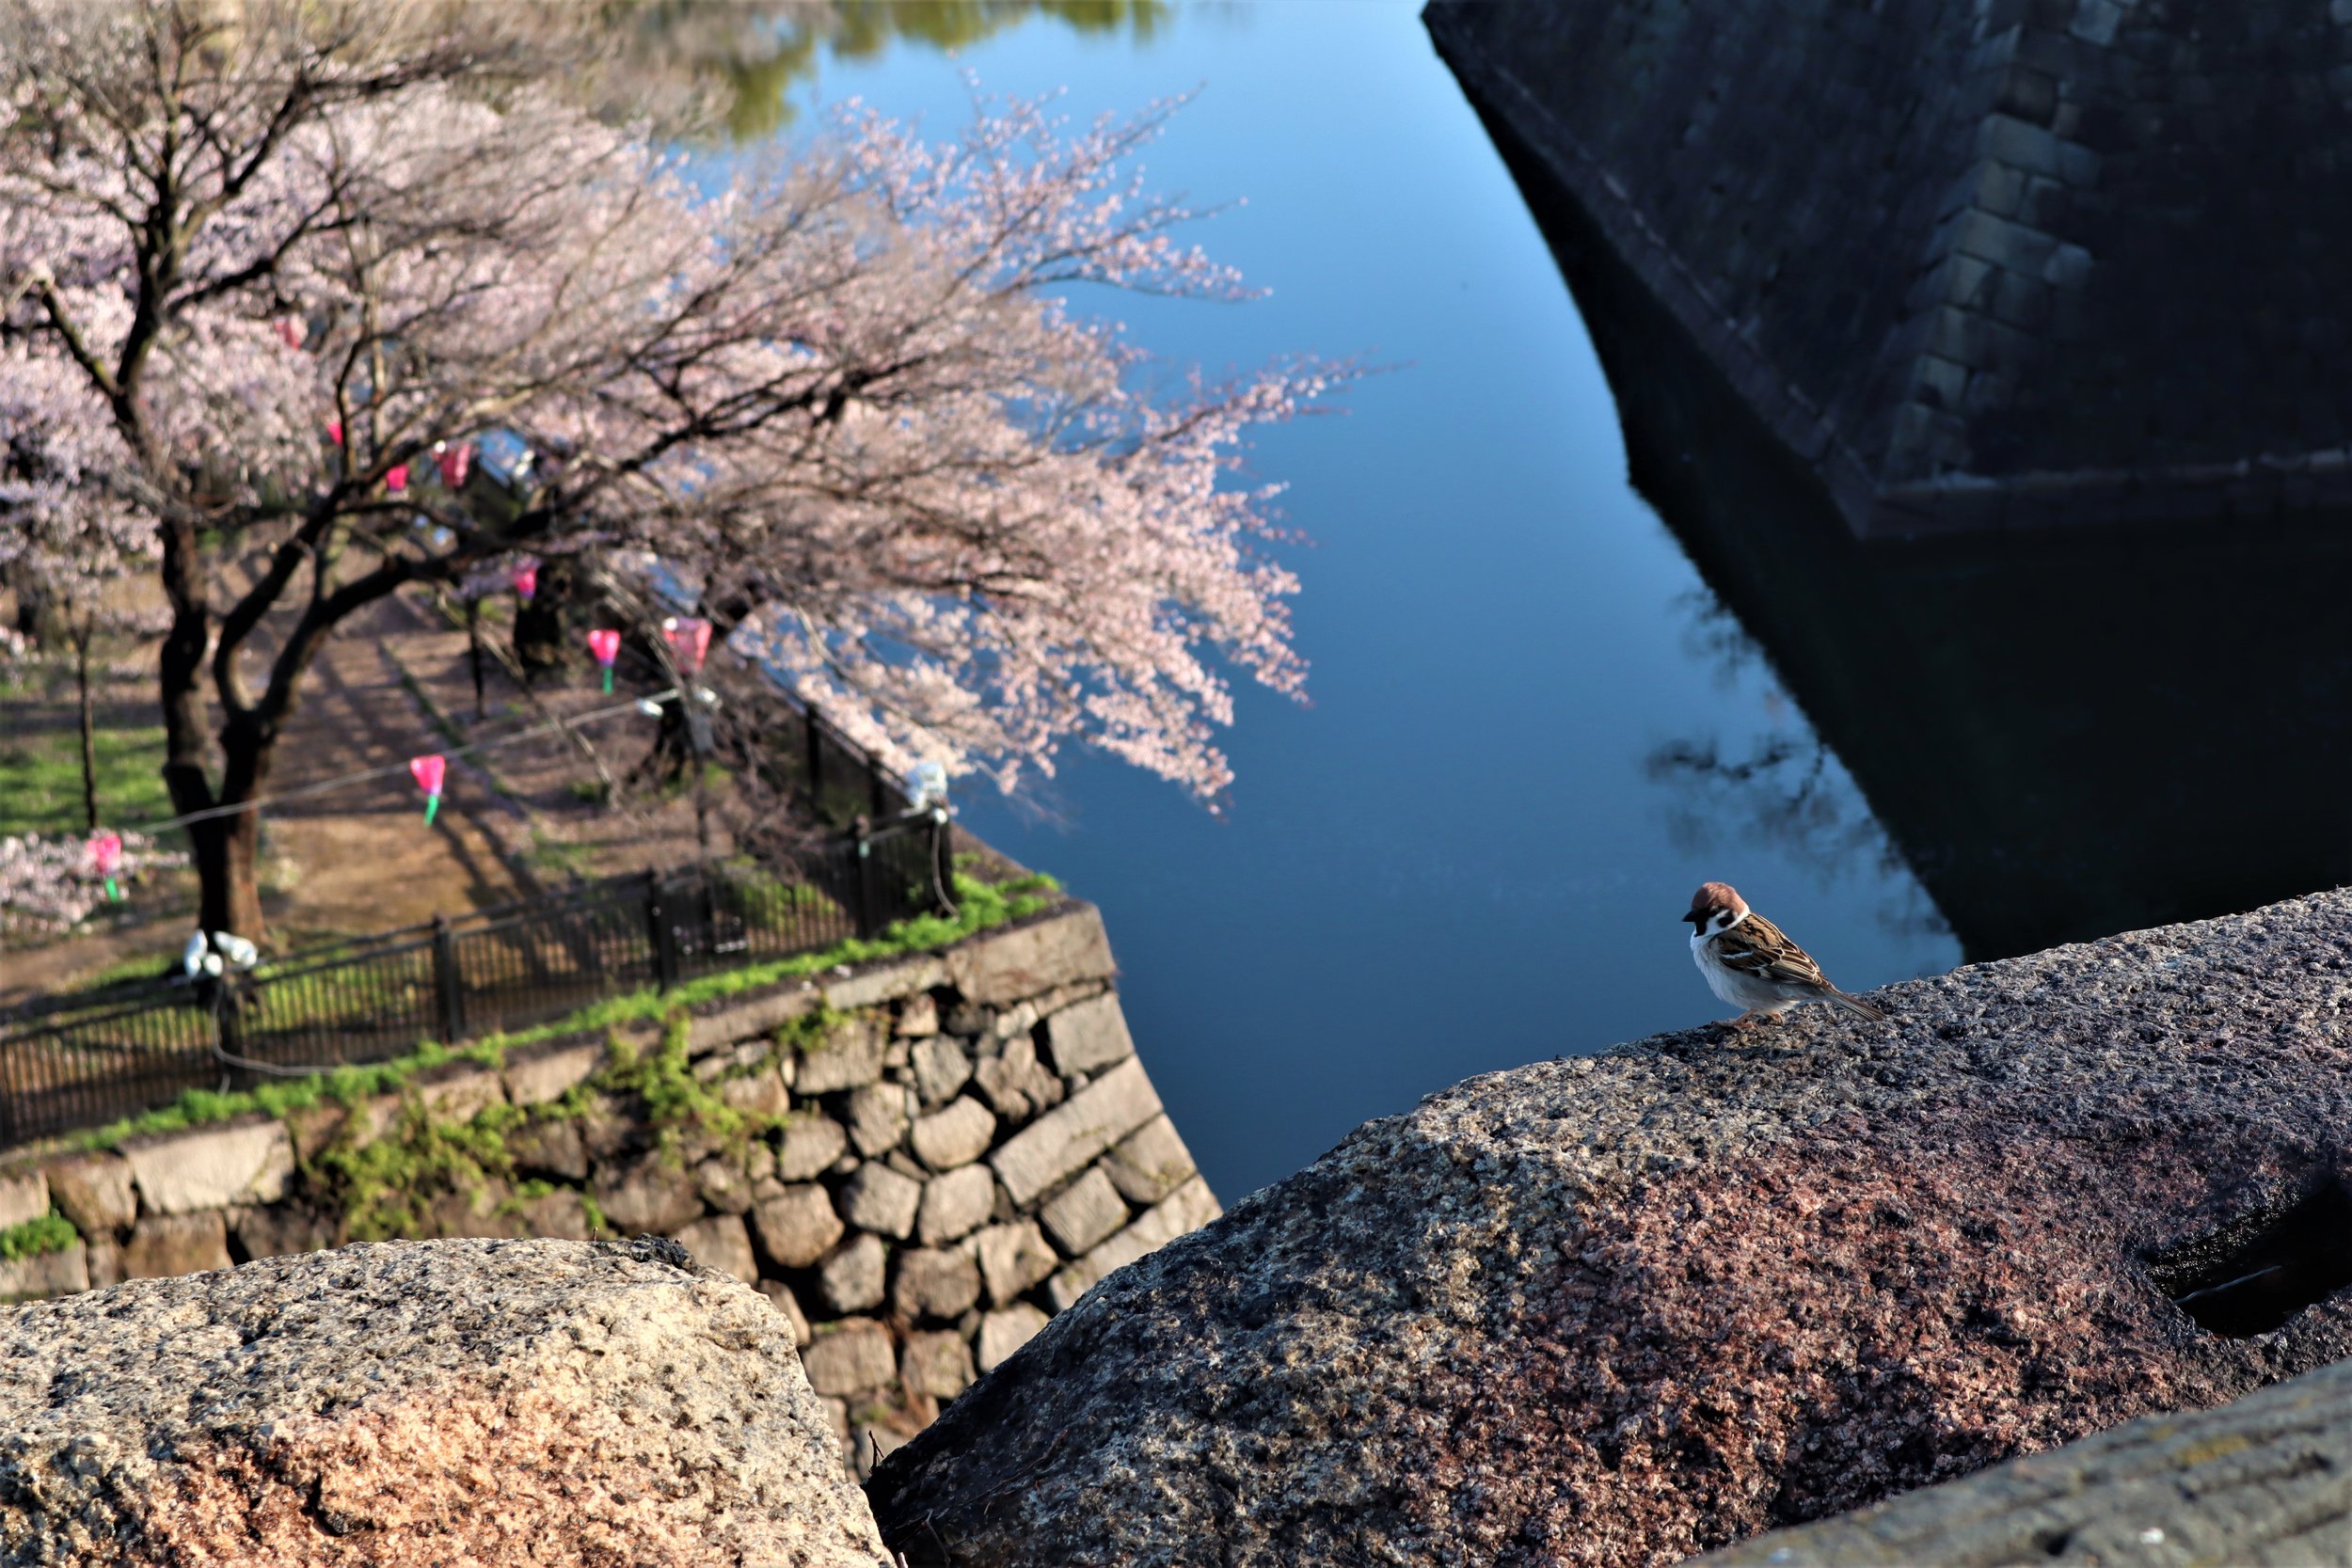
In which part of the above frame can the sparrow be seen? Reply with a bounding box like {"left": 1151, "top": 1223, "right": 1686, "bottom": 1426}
{"left": 1682, "top": 881, "right": 1887, "bottom": 1026}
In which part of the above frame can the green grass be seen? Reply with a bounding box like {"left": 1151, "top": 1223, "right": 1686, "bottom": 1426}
{"left": 522, "top": 831, "right": 595, "bottom": 879}
{"left": 0, "top": 723, "right": 172, "bottom": 839}
{"left": 67, "top": 868, "right": 1062, "bottom": 1152}
{"left": 0, "top": 1212, "right": 79, "bottom": 1260}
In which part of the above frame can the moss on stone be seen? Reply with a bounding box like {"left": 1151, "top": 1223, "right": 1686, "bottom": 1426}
{"left": 0, "top": 1211, "right": 78, "bottom": 1260}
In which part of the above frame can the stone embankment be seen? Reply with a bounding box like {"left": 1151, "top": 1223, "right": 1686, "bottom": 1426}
{"left": 1699, "top": 1355, "right": 2351, "bottom": 1567}
{"left": 866, "top": 890, "right": 2352, "bottom": 1566}
{"left": 0, "top": 1237, "right": 889, "bottom": 1566}
{"left": 0, "top": 903, "right": 1216, "bottom": 1473}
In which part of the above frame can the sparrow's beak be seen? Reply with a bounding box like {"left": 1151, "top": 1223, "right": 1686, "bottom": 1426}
{"left": 1680, "top": 910, "right": 1704, "bottom": 927}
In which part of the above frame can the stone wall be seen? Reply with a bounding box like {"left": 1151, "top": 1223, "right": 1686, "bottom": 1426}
{"left": 1427, "top": 0, "right": 2352, "bottom": 536}
{"left": 0, "top": 901, "right": 1217, "bottom": 1474}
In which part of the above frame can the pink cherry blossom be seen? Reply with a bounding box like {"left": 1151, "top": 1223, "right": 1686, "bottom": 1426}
{"left": 0, "top": 2, "right": 1342, "bottom": 936}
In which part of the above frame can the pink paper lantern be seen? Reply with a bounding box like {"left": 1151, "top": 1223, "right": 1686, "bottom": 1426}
{"left": 661, "top": 616, "right": 712, "bottom": 676}
{"left": 586, "top": 628, "right": 621, "bottom": 692}
{"left": 436, "top": 440, "right": 472, "bottom": 488}
{"left": 89, "top": 830, "right": 123, "bottom": 902}
{"left": 511, "top": 561, "right": 538, "bottom": 602}
{"left": 409, "top": 754, "right": 446, "bottom": 825}
{"left": 326, "top": 418, "right": 343, "bottom": 446}
{"left": 385, "top": 463, "right": 408, "bottom": 493}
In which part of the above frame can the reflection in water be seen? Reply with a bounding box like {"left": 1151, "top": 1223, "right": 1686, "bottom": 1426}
{"left": 1470, "top": 90, "right": 2352, "bottom": 963}
{"left": 1646, "top": 594, "right": 1950, "bottom": 949}
{"left": 626, "top": 1, "right": 1168, "bottom": 139}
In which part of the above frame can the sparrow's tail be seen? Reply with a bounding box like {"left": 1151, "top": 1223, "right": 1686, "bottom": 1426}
{"left": 1829, "top": 990, "right": 1888, "bottom": 1022}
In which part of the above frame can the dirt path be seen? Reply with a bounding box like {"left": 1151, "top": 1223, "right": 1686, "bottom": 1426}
{"left": 3, "top": 584, "right": 721, "bottom": 1002}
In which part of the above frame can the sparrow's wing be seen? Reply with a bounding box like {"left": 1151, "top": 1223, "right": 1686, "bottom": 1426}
{"left": 1715, "top": 913, "right": 1833, "bottom": 990}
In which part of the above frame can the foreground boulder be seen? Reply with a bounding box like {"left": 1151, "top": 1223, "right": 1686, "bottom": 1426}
{"left": 868, "top": 892, "right": 2352, "bottom": 1566}
{"left": 1700, "top": 1355, "right": 2352, "bottom": 1566}
{"left": 0, "top": 1237, "right": 888, "bottom": 1566}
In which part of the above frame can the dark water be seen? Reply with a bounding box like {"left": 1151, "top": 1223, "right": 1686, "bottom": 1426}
{"left": 769, "top": 3, "right": 2352, "bottom": 1202}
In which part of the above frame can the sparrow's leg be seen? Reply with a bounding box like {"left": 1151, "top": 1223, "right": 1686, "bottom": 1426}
{"left": 1726, "top": 1012, "right": 1763, "bottom": 1030}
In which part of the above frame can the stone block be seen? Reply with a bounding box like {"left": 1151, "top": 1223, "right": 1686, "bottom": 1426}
{"left": 896, "top": 993, "right": 941, "bottom": 1037}
{"left": 124, "top": 1118, "right": 294, "bottom": 1215}
{"left": 818, "top": 1232, "right": 888, "bottom": 1314}
{"left": 752, "top": 1184, "right": 844, "bottom": 1269}
{"left": 85, "top": 1241, "right": 123, "bottom": 1289}
{"left": 917, "top": 1164, "right": 997, "bottom": 1247}
{"left": 990, "top": 1058, "right": 1162, "bottom": 1208}
{"left": 800, "top": 1318, "right": 898, "bottom": 1397}
{"left": 892, "top": 1247, "right": 981, "bottom": 1323}
{"left": 0, "top": 1169, "right": 48, "bottom": 1230}
{"left": 846, "top": 1084, "right": 911, "bottom": 1158}
{"left": 501, "top": 1039, "right": 605, "bottom": 1106}
{"left": 1103, "top": 1115, "right": 1199, "bottom": 1207}
{"left": 1041, "top": 1166, "right": 1131, "bottom": 1258}
{"left": 590, "top": 1155, "right": 703, "bottom": 1236}
{"left": 823, "top": 955, "right": 946, "bottom": 1012}
{"left": 427, "top": 1185, "right": 526, "bottom": 1242}
{"left": 911, "top": 1036, "right": 972, "bottom": 1106}
{"left": 900, "top": 1331, "right": 975, "bottom": 1402}
{"left": 671, "top": 1213, "right": 758, "bottom": 1284}
{"left": 1041, "top": 994, "right": 1135, "bottom": 1079}
{"left": 973, "top": 1036, "right": 1064, "bottom": 1125}
{"left": 757, "top": 1279, "right": 812, "bottom": 1346}
{"left": 1046, "top": 1176, "right": 1219, "bottom": 1311}
{"left": 0, "top": 1243, "right": 87, "bottom": 1303}
{"left": 793, "top": 1018, "right": 887, "bottom": 1095}
{"left": 973, "top": 1220, "right": 1057, "bottom": 1307}
{"left": 121, "top": 1211, "right": 231, "bottom": 1280}
{"left": 572, "top": 1093, "right": 637, "bottom": 1162}
{"left": 511, "top": 1113, "right": 589, "bottom": 1180}
{"left": 719, "top": 1065, "right": 790, "bottom": 1119}
{"left": 838, "top": 1164, "right": 921, "bottom": 1241}
{"left": 41, "top": 1153, "right": 135, "bottom": 1237}
{"left": 943, "top": 904, "right": 1107, "bottom": 1005}
{"left": 775, "top": 1116, "right": 850, "bottom": 1181}
{"left": 911, "top": 1096, "right": 996, "bottom": 1173}
{"left": 414, "top": 1067, "right": 506, "bottom": 1123}
{"left": 694, "top": 1155, "right": 755, "bottom": 1215}
{"left": 513, "top": 1187, "right": 595, "bottom": 1242}
{"left": 681, "top": 983, "right": 821, "bottom": 1056}
{"left": 228, "top": 1206, "right": 335, "bottom": 1260}
{"left": 975, "top": 1303, "right": 1050, "bottom": 1372}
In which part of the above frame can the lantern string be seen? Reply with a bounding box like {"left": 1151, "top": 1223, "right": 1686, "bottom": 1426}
{"left": 103, "top": 688, "right": 685, "bottom": 840}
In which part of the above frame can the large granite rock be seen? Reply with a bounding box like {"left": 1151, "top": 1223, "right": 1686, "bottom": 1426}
{"left": 0, "top": 1237, "right": 887, "bottom": 1565}
{"left": 1699, "top": 1356, "right": 2352, "bottom": 1567}
{"left": 867, "top": 892, "right": 2352, "bottom": 1566}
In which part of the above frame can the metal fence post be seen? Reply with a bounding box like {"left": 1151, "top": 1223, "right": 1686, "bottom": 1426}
{"left": 851, "top": 818, "right": 877, "bottom": 940}
{"left": 647, "top": 873, "right": 680, "bottom": 990}
{"left": 432, "top": 914, "right": 466, "bottom": 1042}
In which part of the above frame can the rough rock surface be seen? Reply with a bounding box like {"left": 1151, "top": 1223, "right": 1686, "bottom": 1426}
{"left": 867, "top": 892, "right": 2352, "bottom": 1567}
{"left": 0, "top": 1237, "right": 887, "bottom": 1566}
{"left": 1699, "top": 1355, "right": 2352, "bottom": 1567}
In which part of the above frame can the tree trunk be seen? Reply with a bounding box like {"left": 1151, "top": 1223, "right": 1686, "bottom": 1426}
{"left": 512, "top": 558, "right": 571, "bottom": 678}
{"left": 467, "top": 597, "right": 486, "bottom": 718}
{"left": 74, "top": 626, "right": 98, "bottom": 832}
{"left": 187, "top": 804, "right": 266, "bottom": 938}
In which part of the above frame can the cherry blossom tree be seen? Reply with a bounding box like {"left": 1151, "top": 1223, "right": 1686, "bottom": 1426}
{"left": 1, "top": 1, "right": 1333, "bottom": 942}
{"left": 0, "top": 831, "right": 183, "bottom": 938}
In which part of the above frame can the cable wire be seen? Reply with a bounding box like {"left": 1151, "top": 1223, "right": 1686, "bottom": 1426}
{"left": 108, "top": 688, "right": 683, "bottom": 839}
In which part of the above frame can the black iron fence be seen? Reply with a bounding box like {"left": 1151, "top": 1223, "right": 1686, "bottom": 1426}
{"left": 0, "top": 817, "right": 950, "bottom": 1150}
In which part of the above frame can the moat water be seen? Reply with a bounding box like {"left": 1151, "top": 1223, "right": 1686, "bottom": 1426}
{"left": 762, "top": 3, "right": 2352, "bottom": 1201}
{"left": 763, "top": 2, "right": 1960, "bottom": 1200}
